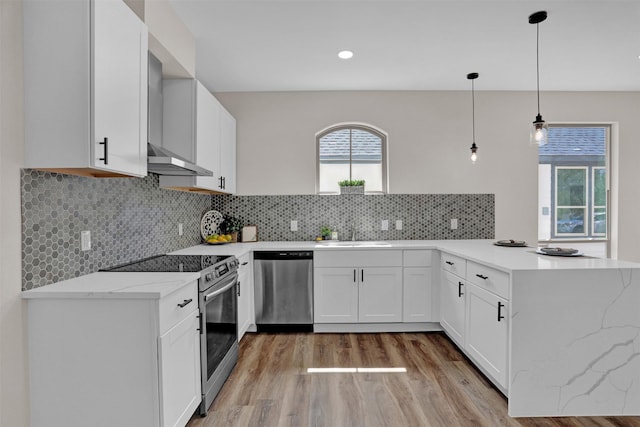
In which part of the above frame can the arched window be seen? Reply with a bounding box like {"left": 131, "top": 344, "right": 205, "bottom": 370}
{"left": 316, "top": 124, "right": 388, "bottom": 194}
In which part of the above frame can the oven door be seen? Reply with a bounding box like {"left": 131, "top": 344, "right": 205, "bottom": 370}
{"left": 199, "top": 272, "right": 239, "bottom": 414}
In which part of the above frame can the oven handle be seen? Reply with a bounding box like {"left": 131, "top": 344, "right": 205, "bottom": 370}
{"left": 204, "top": 277, "right": 238, "bottom": 302}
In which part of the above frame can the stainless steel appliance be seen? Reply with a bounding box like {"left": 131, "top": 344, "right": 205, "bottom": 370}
{"left": 103, "top": 254, "right": 239, "bottom": 416}
{"left": 253, "top": 251, "right": 313, "bottom": 332}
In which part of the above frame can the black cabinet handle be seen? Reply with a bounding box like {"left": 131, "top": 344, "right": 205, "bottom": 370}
{"left": 498, "top": 301, "right": 505, "bottom": 322}
{"left": 458, "top": 282, "right": 464, "bottom": 297}
{"left": 237, "top": 282, "right": 241, "bottom": 297}
{"left": 177, "top": 298, "right": 192, "bottom": 308}
{"left": 222, "top": 176, "right": 226, "bottom": 189}
{"left": 445, "top": 261, "right": 454, "bottom": 266}
{"left": 241, "top": 262, "right": 248, "bottom": 266}
{"left": 361, "top": 269, "right": 364, "bottom": 283}
{"left": 476, "top": 274, "right": 488, "bottom": 280}
{"left": 99, "top": 137, "right": 108, "bottom": 165}
{"left": 353, "top": 269, "right": 356, "bottom": 283}
{"left": 218, "top": 176, "right": 223, "bottom": 189}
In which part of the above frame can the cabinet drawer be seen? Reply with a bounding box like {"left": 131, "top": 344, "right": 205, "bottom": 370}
{"left": 466, "top": 261, "right": 509, "bottom": 299}
{"left": 403, "top": 250, "right": 433, "bottom": 267}
{"left": 159, "top": 281, "right": 198, "bottom": 335}
{"left": 314, "top": 250, "right": 402, "bottom": 267}
{"left": 441, "top": 253, "right": 466, "bottom": 278}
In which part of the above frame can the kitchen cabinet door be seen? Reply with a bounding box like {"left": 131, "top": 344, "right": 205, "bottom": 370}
{"left": 440, "top": 270, "right": 466, "bottom": 347}
{"left": 465, "top": 282, "right": 508, "bottom": 389}
{"left": 158, "top": 312, "right": 202, "bottom": 427}
{"left": 23, "top": 0, "right": 148, "bottom": 178}
{"left": 358, "top": 267, "right": 403, "bottom": 323}
{"left": 93, "top": 0, "right": 148, "bottom": 177}
{"left": 403, "top": 267, "right": 432, "bottom": 322}
{"left": 194, "top": 81, "right": 221, "bottom": 191}
{"left": 314, "top": 268, "right": 359, "bottom": 323}
{"left": 218, "top": 105, "right": 237, "bottom": 194}
{"left": 237, "top": 253, "right": 253, "bottom": 340}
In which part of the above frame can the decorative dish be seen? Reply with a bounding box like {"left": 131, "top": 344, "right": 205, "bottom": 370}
{"left": 204, "top": 241, "right": 230, "bottom": 246}
{"left": 494, "top": 239, "right": 527, "bottom": 247}
{"left": 536, "top": 247, "right": 583, "bottom": 257}
{"left": 200, "top": 210, "right": 224, "bottom": 240}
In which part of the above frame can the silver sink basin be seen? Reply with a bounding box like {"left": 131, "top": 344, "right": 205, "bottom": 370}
{"left": 315, "top": 241, "right": 392, "bottom": 248}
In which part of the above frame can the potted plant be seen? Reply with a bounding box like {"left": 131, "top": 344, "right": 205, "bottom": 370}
{"left": 338, "top": 179, "right": 365, "bottom": 195}
{"left": 219, "top": 214, "right": 244, "bottom": 242}
{"left": 320, "top": 226, "right": 332, "bottom": 240}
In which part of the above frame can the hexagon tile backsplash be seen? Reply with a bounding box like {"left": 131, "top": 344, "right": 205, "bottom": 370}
{"left": 212, "top": 193, "right": 494, "bottom": 243}
{"left": 21, "top": 170, "right": 211, "bottom": 290}
{"left": 21, "top": 169, "right": 494, "bottom": 290}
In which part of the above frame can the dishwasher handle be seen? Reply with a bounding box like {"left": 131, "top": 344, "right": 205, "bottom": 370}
{"left": 254, "top": 251, "right": 313, "bottom": 260}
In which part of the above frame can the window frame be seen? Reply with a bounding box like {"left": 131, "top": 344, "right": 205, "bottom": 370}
{"left": 315, "top": 123, "right": 388, "bottom": 195}
{"left": 554, "top": 166, "right": 588, "bottom": 237}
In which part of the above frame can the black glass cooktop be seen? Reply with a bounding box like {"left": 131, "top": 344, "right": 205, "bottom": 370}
{"left": 103, "top": 254, "right": 232, "bottom": 273}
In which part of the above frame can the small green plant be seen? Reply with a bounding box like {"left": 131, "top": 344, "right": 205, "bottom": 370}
{"left": 320, "top": 226, "right": 332, "bottom": 238}
{"left": 338, "top": 179, "right": 365, "bottom": 187}
{"left": 220, "top": 214, "right": 244, "bottom": 233}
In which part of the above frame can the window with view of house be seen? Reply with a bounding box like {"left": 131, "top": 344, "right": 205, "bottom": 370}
{"left": 316, "top": 125, "right": 387, "bottom": 194}
{"left": 538, "top": 126, "right": 609, "bottom": 242}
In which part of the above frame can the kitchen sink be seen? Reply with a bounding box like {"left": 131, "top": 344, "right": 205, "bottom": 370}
{"left": 315, "top": 241, "right": 392, "bottom": 248}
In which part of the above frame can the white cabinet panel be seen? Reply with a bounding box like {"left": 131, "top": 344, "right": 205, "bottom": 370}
{"left": 359, "top": 267, "right": 403, "bottom": 323}
{"left": 465, "top": 282, "right": 508, "bottom": 389}
{"left": 158, "top": 312, "right": 201, "bottom": 427}
{"left": 237, "top": 253, "right": 253, "bottom": 340}
{"left": 440, "top": 270, "right": 466, "bottom": 347}
{"left": 403, "top": 267, "right": 432, "bottom": 322}
{"left": 218, "top": 106, "right": 237, "bottom": 193}
{"left": 314, "top": 267, "right": 359, "bottom": 323}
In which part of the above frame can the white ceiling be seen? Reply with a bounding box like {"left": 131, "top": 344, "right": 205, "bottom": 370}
{"left": 169, "top": 0, "right": 640, "bottom": 93}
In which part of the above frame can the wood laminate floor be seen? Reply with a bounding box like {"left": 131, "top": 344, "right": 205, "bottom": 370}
{"left": 187, "top": 332, "right": 640, "bottom": 427}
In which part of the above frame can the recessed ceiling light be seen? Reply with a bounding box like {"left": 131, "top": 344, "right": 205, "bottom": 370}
{"left": 338, "top": 50, "right": 354, "bottom": 59}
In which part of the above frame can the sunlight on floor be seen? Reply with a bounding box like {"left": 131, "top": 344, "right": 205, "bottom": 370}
{"left": 307, "top": 367, "right": 407, "bottom": 373}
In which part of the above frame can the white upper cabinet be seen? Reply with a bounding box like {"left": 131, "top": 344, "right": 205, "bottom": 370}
{"left": 23, "top": 0, "right": 148, "bottom": 178}
{"left": 160, "top": 79, "right": 236, "bottom": 194}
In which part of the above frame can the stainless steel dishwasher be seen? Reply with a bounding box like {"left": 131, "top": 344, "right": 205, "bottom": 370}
{"left": 254, "top": 251, "right": 313, "bottom": 332}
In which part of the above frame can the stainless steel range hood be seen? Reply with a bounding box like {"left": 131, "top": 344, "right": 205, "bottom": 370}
{"left": 147, "top": 53, "right": 212, "bottom": 177}
{"left": 147, "top": 143, "right": 213, "bottom": 176}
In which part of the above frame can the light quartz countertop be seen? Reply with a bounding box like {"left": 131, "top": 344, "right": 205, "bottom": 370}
{"left": 172, "top": 239, "right": 640, "bottom": 273}
{"left": 23, "top": 239, "right": 640, "bottom": 299}
{"left": 21, "top": 271, "right": 200, "bottom": 299}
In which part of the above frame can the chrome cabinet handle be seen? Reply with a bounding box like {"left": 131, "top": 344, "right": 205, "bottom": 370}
{"left": 99, "top": 137, "right": 108, "bottom": 165}
{"left": 458, "top": 282, "right": 464, "bottom": 297}
{"left": 476, "top": 274, "right": 488, "bottom": 280}
{"left": 498, "top": 301, "right": 505, "bottom": 322}
{"left": 177, "top": 298, "right": 192, "bottom": 308}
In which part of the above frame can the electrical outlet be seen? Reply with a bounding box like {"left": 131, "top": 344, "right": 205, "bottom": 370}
{"left": 178, "top": 223, "right": 183, "bottom": 236}
{"left": 450, "top": 218, "right": 458, "bottom": 230}
{"left": 381, "top": 219, "right": 389, "bottom": 231}
{"left": 395, "top": 220, "right": 403, "bottom": 230}
{"left": 290, "top": 220, "right": 298, "bottom": 231}
{"left": 81, "top": 230, "right": 91, "bottom": 251}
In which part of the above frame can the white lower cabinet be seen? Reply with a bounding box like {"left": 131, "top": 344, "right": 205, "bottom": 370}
{"left": 237, "top": 252, "right": 254, "bottom": 340}
{"left": 314, "top": 250, "right": 403, "bottom": 324}
{"left": 402, "top": 250, "right": 433, "bottom": 322}
{"left": 465, "top": 282, "right": 509, "bottom": 389}
{"left": 26, "top": 280, "right": 201, "bottom": 427}
{"left": 314, "top": 267, "right": 359, "bottom": 323}
{"left": 440, "top": 270, "right": 466, "bottom": 347}
{"left": 440, "top": 251, "right": 510, "bottom": 392}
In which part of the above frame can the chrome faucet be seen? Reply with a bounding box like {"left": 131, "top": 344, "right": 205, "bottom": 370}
{"left": 350, "top": 219, "right": 357, "bottom": 241}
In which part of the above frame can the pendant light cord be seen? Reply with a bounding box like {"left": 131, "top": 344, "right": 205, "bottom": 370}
{"left": 536, "top": 22, "right": 541, "bottom": 116}
{"left": 471, "top": 79, "right": 476, "bottom": 143}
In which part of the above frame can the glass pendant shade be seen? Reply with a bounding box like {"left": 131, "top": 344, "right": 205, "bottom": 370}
{"left": 530, "top": 114, "right": 549, "bottom": 146}
{"left": 470, "top": 142, "right": 478, "bottom": 163}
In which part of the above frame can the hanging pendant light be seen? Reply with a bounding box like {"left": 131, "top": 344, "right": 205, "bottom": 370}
{"left": 529, "top": 10, "right": 549, "bottom": 146}
{"left": 467, "top": 72, "right": 479, "bottom": 163}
